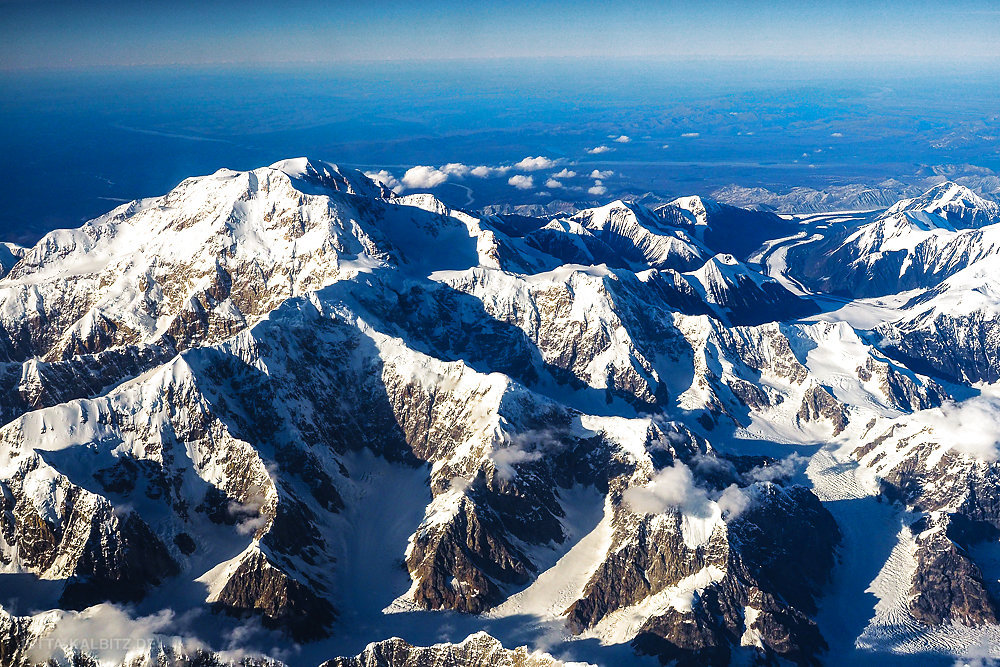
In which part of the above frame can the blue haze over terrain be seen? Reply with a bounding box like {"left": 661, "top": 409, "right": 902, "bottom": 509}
{"left": 3, "top": 60, "right": 1000, "bottom": 243}
{"left": 1, "top": 0, "right": 999, "bottom": 243}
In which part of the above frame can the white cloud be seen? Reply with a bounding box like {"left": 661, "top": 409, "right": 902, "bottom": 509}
{"left": 831, "top": 132, "right": 844, "bottom": 137}
{"left": 491, "top": 429, "right": 567, "bottom": 480}
{"left": 661, "top": 144, "right": 670, "bottom": 149}
{"left": 448, "top": 475, "right": 472, "bottom": 494}
{"left": 441, "top": 162, "right": 471, "bottom": 177}
{"left": 919, "top": 395, "right": 1000, "bottom": 460}
{"left": 224, "top": 493, "right": 270, "bottom": 536}
{"left": 552, "top": 168, "right": 577, "bottom": 178}
{"left": 587, "top": 145, "right": 613, "bottom": 154}
{"left": 370, "top": 162, "right": 473, "bottom": 192}
{"left": 955, "top": 636, "right": 999, "bottom": 667}
{"left": 689, "top": 451, "right": 737, "bottom": 477}
{"left": 491, "top": 446, "right": 544, "bottom": 480}
{"left": 27, "top": 605, "right": 190, "bottom": 664}
{"left": 514, "top": 155, "right": 560, "bottom": 171}
{"left": 590, "top": 169, "right": 613, "bottom": 179}
{"left": 470, "top": 164, "right": 512, "bottom": 178}
{"left": 746, "top": 453, "right": 807, "bottom": 483}
{"left": 716, "top": 484, "right": 751, "bottom": 521}
{"left": 402, "top": 165, "right": 449, "bottom": 189}
{"left": 624, "top": 461, "right": 773, "bottom": 545}
{"left": 681, "top": 132, "right": 700, "bottom": 138}
{"left": 588, "top": 183, "right": 607, "bottom": 196}
{"left": 364, "top": 169, "right": 403, "bottom": 193}
{"left": 623, "top": 462, "right": 714, "bottom": 519}
{"left": 614, "top": 135, "right": 631, "bottom": 143}
{"left": 508, "top": 174, "right": 535, "bottom": 190}
{"left": 545, "top": 178, "right": 563, "bottom": 189}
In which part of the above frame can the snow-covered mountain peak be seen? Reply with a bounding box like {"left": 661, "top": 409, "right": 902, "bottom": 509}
{"left": 5, "top": 165, "right": 346, "bottom": 280}
{"left": 566, "top": 200, "right": 707, "bottom": 271}
{"left": 882, "top": 180, "right": 1000, "bottom": 229}
{"left": 686, "top": 252, "right": 767, "bottom": 294}
{"left": 540, "top": 218, "right": 592, "bottom": 236}
{"left": 667, "top": 195, "right": 720, "bottom": 227}
{"left": 714, "top": 252, "right": 739, "bottom": 267}
{"left": 899, "top": 181, "right": 982, "bottom": 210}
{"left": 0, "top": 159, "right": 503, "bottom": 364}
{"left": 572, "top": 199, "right": 646, "bottom": 227}
{"left": 788, "top": 179, "right": 1000, "bottom": 298}
{"left": 268, "top": 157, "right": 394, "bottom": 199}
{"left": 396, "top": 192, "right": 452, "bottom": 216}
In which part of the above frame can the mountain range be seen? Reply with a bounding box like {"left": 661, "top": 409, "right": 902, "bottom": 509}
{"left": 0, "top": 158, "right": 999, "bottom": 666}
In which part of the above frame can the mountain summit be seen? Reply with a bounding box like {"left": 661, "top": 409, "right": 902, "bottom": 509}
{"left": 884, "top": 180, "right": 1000, "bottom": 229}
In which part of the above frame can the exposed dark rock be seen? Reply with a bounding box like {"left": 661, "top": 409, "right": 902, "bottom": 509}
{"left": 796, "top": 385, "right": 848, "bottom": 435}
{"left": 909, "top": 516, "right": 1000, "bottom": 626}
{"left": 212, "top": 549, "right": 335, "bottom": 642}
{"left": 565, "top": 505, "right": 727, "bottom": 633}
{"left": 728, "top": 484, "right": 840, "bottom": 616}
{"left": 0, "top": 457, "right": 178, "bottom": 609}
{"left": 877, "top": 311, "right": 1000, "bottom": 384}
{"left": 615, "top": 482, "right": 838, "bottom": 666}
{"left": 174, "top": 531, "right": 197, "bottom": 555}
{"left": 0, "top": 607, "right": 34, "bottom": 667}
{"left": 405, "top": 491, "right": 533, "bottom": 614}
{"left": 60, "top": 511, "right": 180, "bottom": 608}
{"left": 855, "top": 355, "right": 948, "bottom": 410}
{"left": 633, "top": 606, "right": 730, "bottom": 667}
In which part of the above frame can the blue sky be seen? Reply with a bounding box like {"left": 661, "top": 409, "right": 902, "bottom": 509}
{"left": 2, "top": 0, "right": 1000, "bottom": 70}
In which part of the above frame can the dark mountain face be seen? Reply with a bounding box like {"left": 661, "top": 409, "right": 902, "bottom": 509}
{"left": 0, "top": 163, "right": 998, "bottom": 667}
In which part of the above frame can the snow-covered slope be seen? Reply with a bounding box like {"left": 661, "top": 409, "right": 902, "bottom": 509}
{"left": 566, "top": 200, "right": 707, "bottom": 271}
{"left": 681, "top": 252, "right": 819, "bottom": 324}
{"left": 785, "top": 182, "right": 1000, "bottom": 298}
{"left": 873, "top": 255, "right": 1000, "bottom": 383}
{"left": 771, "top": 183, "right": 1000, "bottom": 384}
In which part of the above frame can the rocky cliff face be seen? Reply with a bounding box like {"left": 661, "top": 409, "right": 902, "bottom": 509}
{"left": 324, "top": 633, "right": 577, "bottom": 667}
{"left": 0, "top": 159, "right": 998, "bottom": 666}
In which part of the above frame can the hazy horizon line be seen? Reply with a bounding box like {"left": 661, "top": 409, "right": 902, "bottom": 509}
{"left": 3, "top": 53, "right": 999, "bottom": 74}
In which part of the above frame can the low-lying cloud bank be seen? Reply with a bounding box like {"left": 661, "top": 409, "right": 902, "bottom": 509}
{"left": 366, "top": 155, "right": 571, "bottom": 194}
{"left": 364, "top": 150, "right": 624, "bottom": 198}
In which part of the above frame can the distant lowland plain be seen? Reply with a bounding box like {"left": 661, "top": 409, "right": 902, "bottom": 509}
{"left": 3, "top": 59, "right": 999, "bottom": 243}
